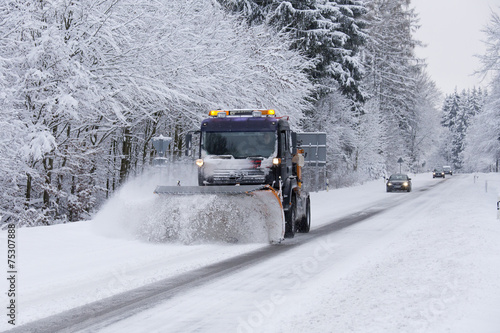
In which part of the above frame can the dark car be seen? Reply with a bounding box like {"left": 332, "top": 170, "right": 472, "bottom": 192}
{"left": 433, "top": 168, "right": 445, "bottom": 178}
{"left": 443, "top": 166, "right": 453, "bottom": 175}
{"left": 386, "top": 174, "right": 412, "bottom": 192}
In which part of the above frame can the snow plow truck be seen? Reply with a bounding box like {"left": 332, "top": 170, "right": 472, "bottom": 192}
{"left": 154, "top": 109, "right": 326, "bottom": 243}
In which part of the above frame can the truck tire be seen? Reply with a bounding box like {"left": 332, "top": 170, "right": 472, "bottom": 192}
{"left": 297, "top": 196, "right": 310, "bottom": 233}
{"left": 284, "top": 197, "right": 296, "bottom": 238}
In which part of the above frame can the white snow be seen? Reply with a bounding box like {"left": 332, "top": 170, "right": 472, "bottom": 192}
{"left": 93, "top": 165, "right": 284, "bottom": 243}
{"left": 21, "top": 130, "right": 57, "bottom": 162}
{"left": 1, "top": 173, "right": 500, "bottom": 332}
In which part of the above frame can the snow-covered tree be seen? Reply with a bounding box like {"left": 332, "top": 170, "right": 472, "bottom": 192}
{"left": 218, "top": 0, "right": 367, "bottom": 101}
{"left": 353, "top": 98, "right": 386, "bottom": 179}
{"left": 0, "top": 0, "right": 314, "bottom": 226}
{"left": 302, "top": 85, "right": 358, "bottom": 186}
{"left": 406, "top": 72, "right": 442, "bottom": 172}
{"left": 441, "top": 88, "right": 486, "bottom": 170}
{"left": 463, "top": 87, "right": 499, "bottom": 172}
{"left": 464, "top": 9, "right": 500, "bottom": 172}
{"left": 362, "top": 0, "right": 424, "bottom": 170}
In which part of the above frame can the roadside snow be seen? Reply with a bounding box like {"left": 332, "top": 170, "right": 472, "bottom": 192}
{"left": 1, "top": 173, "right": 500, "bottom": 332}
{"left": 1, "top": 222, "right": 263, "bottom": 327}
{"left": 266, "top": 173, "right": 500, "bottom": 332}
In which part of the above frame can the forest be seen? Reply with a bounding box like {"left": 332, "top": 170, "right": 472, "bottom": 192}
{"left": 1, "top": 0, "right": 499, "bottom": 226}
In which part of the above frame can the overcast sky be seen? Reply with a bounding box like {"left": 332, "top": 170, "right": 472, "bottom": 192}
{"left": 411, "top": 0, "right": 497, "bottom": 94}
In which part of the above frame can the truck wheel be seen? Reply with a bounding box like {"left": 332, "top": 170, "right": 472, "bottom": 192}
{"left": 297, "top": 197, "right": 310, "bottom": 233}
{"left": 284, "top": 197, "right": 296, "bottom": 238}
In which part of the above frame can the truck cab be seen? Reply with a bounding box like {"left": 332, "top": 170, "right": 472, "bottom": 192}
{"left": 195, "top": 109, "right": 297, "bottom": 190}
{"left": 192, "top": 109, "right": 307, "bottom": 237}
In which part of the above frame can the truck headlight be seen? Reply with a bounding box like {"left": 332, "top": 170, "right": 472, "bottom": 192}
{"left": 272, "top": 158, "right": 281, "bottom": 165}
{"left": 196, "top": 159, "right": 204, "bottom": 167}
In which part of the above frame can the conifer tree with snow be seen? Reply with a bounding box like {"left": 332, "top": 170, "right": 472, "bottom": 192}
{"left": 441, "top": 88, "right": 486, "bottom": 170}
{"left": 361, "top": 0, "right": 426, "bottom": 171}
{"left": 218, "top": 0, "right": 367, "bottom": 101}
{"left": 218, "top": 0, "right": 371, "bottom": 185}
{"left": 464, "top": 10, "right": 500, "bottom": 171}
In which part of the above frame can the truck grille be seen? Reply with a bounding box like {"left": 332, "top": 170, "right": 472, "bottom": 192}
{"left": 212, "top": 169, "right": 266, "bottom": 183}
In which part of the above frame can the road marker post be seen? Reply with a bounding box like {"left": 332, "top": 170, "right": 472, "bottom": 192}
{"left": 497, "top": 194, "right": 500, "bottom": 219}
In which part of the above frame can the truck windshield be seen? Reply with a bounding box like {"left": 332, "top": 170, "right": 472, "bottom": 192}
{"left": 202, "top": 131, "right": 276, "bottom": 159}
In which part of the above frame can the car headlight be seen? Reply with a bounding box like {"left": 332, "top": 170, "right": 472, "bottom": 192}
{"left": 403, "top": 182, "right": 408, "bottom": 186}
{"left": 387, "top": 182, "right": 392, "bottom": 186}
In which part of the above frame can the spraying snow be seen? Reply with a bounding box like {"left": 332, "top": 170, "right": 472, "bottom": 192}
{"left": 139, "top": 192, "right": 283, "bottom": 244}
{"left": 92, "top": 163, "right": 283, "bottom": 244}
{"left": 92, "top": 163, "right": 195, "bottom": 240}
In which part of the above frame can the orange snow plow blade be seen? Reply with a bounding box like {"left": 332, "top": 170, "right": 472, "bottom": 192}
{"left": 145, "top": 185, "right": 285, "bottom": 244}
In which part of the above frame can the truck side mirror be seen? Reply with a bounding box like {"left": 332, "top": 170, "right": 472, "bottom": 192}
{"left": 185, "top": 133, "right": 192, "bottom": 156}
{"left": 291, "top": 132, "right": 297, "bottom": 148}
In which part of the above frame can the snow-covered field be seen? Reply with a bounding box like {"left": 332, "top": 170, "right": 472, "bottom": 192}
{"left": 2, "top": 172, "right": 500, "bottom": 332}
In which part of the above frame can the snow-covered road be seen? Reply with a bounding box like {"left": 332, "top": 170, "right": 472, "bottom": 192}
{"left": 2, "top": 173, "right": 500, "bottom": 332}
